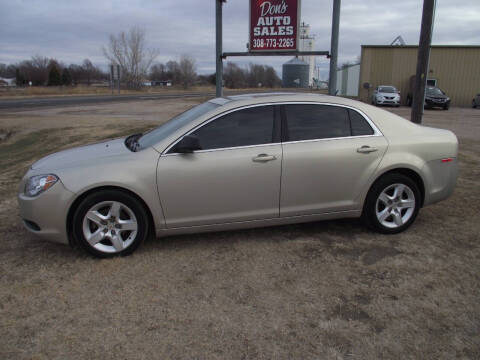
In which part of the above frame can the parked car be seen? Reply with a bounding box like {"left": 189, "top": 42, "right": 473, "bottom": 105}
{"left": 371, "top": 85, "right": 400, "bottom": 107}
{"left": 406, "top": 75, "right": 451, "bottom": 110}
{"left": 18, "top": 93, "right": 458, "bottom": 257}
{"left": 473, "top": 93, "right": 480, "bottom": 108}
{"left": 423, "top": 86, "right": 451, "bottom": 110}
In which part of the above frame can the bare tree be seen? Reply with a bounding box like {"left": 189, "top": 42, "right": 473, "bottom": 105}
{"left": 224, "top": 62, "right": 280, "bottom": 89}
{"left": 18, "top": 55, "right": 50, "bottom": 85}
{"left": 149, "top": 63, "right": 167, "bottom": 81}
{"left": 103, "top": 27, "right": 158, "bottom": 88}
{"left": 166, "top": 60, "right": 181, "bottom": 84}
{"left": 179, "top": 55, "right": 197, "bottom": 89}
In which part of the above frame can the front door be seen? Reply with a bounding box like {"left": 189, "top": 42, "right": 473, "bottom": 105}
{"left": 157, "top": 105, "right": 282, "bottom": 228}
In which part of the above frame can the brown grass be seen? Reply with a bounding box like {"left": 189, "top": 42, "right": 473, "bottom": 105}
{"left": 0, "top": 85, "right": 220, "bottom": 99}
{"left": 0, "top": 85, "right": 326, "bottom": 100}
{"left": 0, "top": 102, "right": 479, "bottom": 359}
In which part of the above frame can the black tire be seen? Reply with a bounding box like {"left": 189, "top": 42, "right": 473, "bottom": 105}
{"left": 472, "top": 101, "right": 476, "bottom": 108}
{"left": 73, "top": 189, "right": 149, "bottom": 258}
{"left": 362, "top": 173, "right": 421, "bottom": 234}
{"left": 443, "top": 104, "right": 449, "bottom": 110}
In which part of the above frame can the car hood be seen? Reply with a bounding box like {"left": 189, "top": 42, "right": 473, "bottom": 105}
{"left": 31, "top": 138, "right": 130, "bottom": 170}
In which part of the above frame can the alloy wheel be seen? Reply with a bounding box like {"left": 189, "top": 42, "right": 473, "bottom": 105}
{"left": 82, "top": 201, "right": 138, "bottom": 253}
{"left": 375, "top": 183, "right": 415, "bottom": 229}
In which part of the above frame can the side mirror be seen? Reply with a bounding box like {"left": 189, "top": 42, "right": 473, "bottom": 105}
{"left": 174, "top": 134, "right": 202, "bottom": 153}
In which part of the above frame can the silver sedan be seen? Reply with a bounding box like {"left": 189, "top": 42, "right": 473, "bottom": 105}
{"left": 18, "top": 93, "right": 458, "bottom": 257}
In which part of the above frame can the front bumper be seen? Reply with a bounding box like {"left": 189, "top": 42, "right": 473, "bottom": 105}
{"left": 18, "top": 179, "right": 75, "bottom": 245}
{"left": 425, "top": 98, "right": 450, "bottom": 108}
{"left": 376, "top": 97, "right": 400, "bottom": 105}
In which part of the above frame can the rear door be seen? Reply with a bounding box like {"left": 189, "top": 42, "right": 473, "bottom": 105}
{"left": 157, "top": 105, "right": 282, "bottom": 228}
{"left": 280, "top": 103, "right": 388, "bottom": 217}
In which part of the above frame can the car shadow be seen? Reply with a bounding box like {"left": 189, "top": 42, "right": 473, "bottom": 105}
{"left": 141, "top": 217, "right": 368, "bottom": 253}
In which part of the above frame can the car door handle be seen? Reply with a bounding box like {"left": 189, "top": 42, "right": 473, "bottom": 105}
{"left": 252, "top": 154, "right": 277, "bottom": 162}
{"left": 357, "top": 146, "right": 378, "bottom": 154}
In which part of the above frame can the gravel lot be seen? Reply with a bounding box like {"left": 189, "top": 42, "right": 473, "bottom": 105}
{"left": 1, "top": 99, "right": 479, "bottom": 359}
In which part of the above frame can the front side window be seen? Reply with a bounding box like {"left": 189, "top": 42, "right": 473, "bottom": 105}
{"left": 284, "top": 104, "right": 350, "bottom": 141}
{"left": 191, "top": 105, "right": 275, "bottom": 151}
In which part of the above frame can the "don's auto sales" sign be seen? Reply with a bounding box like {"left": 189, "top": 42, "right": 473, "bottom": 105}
{"left": 249, "top": 0, "right": 300, "bottom": 52}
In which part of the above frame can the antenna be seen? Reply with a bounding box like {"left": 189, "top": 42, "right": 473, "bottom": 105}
{"left": 390, "top": 35, "right": 406, "bottom": 46}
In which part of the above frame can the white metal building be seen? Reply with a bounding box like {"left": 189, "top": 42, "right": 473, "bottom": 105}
{"left": 336, "top": 63, "right": 360, "bottom": 97}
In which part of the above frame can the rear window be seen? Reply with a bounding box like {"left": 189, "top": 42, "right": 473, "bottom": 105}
{"left": 349, "top": 109, "right": 374, "bottom": 136}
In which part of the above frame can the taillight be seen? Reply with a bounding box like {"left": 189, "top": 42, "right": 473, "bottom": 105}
{"left": 441, "top": 158, "right": 453, "bottom": 163}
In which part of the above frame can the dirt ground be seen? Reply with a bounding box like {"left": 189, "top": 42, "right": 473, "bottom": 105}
{"left": 0, "top": 99, "right": 479, "bottom": 359}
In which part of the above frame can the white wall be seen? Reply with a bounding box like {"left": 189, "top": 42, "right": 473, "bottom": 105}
{"left": 336, "top": 64, "right": 360, "bottom": 97}
{"left": 346, "top": 64, "right": 360, "bottom": 96}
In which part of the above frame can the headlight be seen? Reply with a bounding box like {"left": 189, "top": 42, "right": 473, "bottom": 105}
{"left": 376, "top": 95, "right": 384, "bottom": 100}
{"left": 25, "top": 174, "right": 58, "bottom": 197}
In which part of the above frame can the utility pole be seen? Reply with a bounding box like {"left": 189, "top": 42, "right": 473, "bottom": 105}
{"left": 411, "top": 0, "right": 436, "bottom": 124}
{"left": 215, "top": 0, "right": 224, "bottom": 98}
{"left": 328, "top": 0, "right": 341, "bottom": 95}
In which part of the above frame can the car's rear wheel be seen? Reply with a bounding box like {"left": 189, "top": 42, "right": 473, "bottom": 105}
{"left": 73, "top": 190, "right": 149, "bottom": 257}
{"left": 363, "top": 173, "right": 420, "bottom": 234}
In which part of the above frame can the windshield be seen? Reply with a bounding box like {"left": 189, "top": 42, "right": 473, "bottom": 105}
{"left": 426, "top": 87, "right": 444, "bottom": 96}
{"left": 137, "top": 101, "right": 219, "bottom": 149}
{"left": 378, "top": 86, "right": 397, "bottom": 93}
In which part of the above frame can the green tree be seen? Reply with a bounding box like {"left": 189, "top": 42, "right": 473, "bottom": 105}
{"left": 61, "top": 68, "right": 72, "bottom": 85}
{"left": 48, "top": 65, "right": 61, "bottom": 86}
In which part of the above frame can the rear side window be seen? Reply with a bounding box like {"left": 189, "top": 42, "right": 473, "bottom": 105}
{"left": 284, "top": 104, "right": 350, "bottom": 141}
{"left": 192, "top": 105, "right": 274, "bottom": 150}
{"left": 349, "top": 109, "right": 374, "bottom": 136}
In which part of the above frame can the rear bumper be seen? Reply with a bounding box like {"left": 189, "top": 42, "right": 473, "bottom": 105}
{"left": 422, "top": 158, "right": 458, "bottom": 206}
{"left": 17, "top": 180, "right": 75, "bottom": 245}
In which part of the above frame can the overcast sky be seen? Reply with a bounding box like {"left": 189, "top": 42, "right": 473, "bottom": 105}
{"left": 1, "top": 0, "right": 479, "bottom": 79}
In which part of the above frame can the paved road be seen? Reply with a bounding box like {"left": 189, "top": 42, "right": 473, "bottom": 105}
{"left": 0, "top": 92, "right": 217, "bottom": 111}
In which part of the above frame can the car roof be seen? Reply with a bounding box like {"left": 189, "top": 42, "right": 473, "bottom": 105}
{"left": 208, "top": 92, "right": 363, "bottom": 109}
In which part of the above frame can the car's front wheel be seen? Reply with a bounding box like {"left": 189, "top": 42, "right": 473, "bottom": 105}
{"left": 472, "top": 100, "right": 476, "bottom": 108}
{"left": 363, "top": 173, "right": 420, "bottom": 234}
{"left": 73, "top": 190, "right": 149, "bottom": 257}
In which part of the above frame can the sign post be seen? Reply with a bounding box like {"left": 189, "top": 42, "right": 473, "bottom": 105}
{"left": 328, "top": 0, "right": 341, "bottom": 95}
{"left": 216, "top": 0, "right": 224, "bottom": 98}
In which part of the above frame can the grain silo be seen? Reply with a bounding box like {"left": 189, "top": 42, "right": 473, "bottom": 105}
{"left": 282, "top": 58, "right": 309, "bottom": 88}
